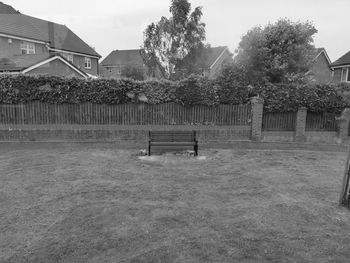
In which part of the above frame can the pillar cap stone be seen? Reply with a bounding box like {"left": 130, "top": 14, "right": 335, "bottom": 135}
{"left": 250, "top": 96, "right": 264, "bottom": 104}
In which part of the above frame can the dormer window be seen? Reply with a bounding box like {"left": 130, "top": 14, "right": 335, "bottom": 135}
{"left": 20, "top": 41, "right": 35, "bottom": 54}
{"left": 341, "top": 68, "right": 350, "bottom": 82}
{"left": 84, "top": 57, "right": 91, "bottom": 69}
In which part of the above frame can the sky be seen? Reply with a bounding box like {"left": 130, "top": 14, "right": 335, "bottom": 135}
{"left": 5, "top": 0, "right": 350, "bottom": 61}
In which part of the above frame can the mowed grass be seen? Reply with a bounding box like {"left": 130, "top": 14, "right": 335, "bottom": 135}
{"left": 1, "top": 144, "right": 350, "bottom": 262}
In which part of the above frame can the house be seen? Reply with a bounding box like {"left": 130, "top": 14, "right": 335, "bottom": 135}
{"left": 100, "top": 46, "right": 232, "bottom": 79}
{"left": 330, "top": 50, "right": 350, "bottom": 83}
{"left": 200, "top": 46, "right": 233, "bottom": 79}
{"left": 308, "top": 48, "right": 332, "bottom": 83}
{"left": 100, "top": 49, "right": 145, "bottom": 79}
{"left": 0, "top": 2, "right": 101, "bottom": 78}
{"left": 0, "top": 1, "right": 19, "bottom": 14}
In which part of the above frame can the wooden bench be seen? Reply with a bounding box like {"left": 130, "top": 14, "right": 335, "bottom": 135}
{"left": 148, "top": 130, "right": 198, "bottom": 156}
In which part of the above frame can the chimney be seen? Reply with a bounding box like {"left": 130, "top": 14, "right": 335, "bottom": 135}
{"left": 48, "top": 22, "right": 55, "bottom": 50}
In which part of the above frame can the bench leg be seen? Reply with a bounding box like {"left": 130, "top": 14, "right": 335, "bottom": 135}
{"left": 194, "top": 144, "right": 198, "bottom": 156}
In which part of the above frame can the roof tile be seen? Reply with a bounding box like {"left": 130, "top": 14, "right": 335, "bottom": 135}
{"left": 0, "top": 14, "right": 100, "bottom": 57}
{"left": 331, "top": 51, "right": 350, "bottom": 67}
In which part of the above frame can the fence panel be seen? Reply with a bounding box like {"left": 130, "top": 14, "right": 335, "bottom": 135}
{"left": 262, "top": 111, "right": 297, "bottom": 131}
{"left": 306, "top": 111, "right": 339, "bottom": 131}
{"left": 0, "top": 102, "right": 252, "bottom": 126}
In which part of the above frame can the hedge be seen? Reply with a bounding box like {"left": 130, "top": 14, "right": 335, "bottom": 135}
{"left": 0, "top": 74, "right": 349, "bottom": 112}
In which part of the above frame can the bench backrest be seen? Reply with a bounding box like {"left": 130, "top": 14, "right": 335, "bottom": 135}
{"left": 149, "top": 131, "right": 197, "bottom": 142}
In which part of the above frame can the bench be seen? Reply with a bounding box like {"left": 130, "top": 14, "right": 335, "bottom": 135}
{"left": 148, "top": 130, "right": 198, "bottom": 156}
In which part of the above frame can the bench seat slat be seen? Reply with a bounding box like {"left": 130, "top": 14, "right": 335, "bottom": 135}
{"left": 148, "top": 130, "right": 198, "bottom": 156}
{"left": 150, "top": 142, "right": 196, "bottom": 146}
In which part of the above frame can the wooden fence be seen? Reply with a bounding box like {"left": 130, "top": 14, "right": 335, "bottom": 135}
{"left": 0, "top": 102, "right": 251, "bottom": 126}
{"left": 262, "top": 112, "right": 297, "bottom": 131}
{"left": 306, "top": 111, "right": 339, "bottom": 131}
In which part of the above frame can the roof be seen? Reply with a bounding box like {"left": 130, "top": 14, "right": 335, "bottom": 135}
{"left": 0, "top": 54, "right": 89, "bottom": 78}
{"left": 0, "top": 13, "right": 101, "bottom": 58}
{"left": 100, "top": 49, "right": 144, "bottom": 66}
{"left": 313, "top": 48, "right": 331, "bottom": 65}
{"left": 331, "top": 51, "right": 350, "bottom": 68}
{"left": 205, "top": 46, "right": 229, "bottom": 68}
{"left": 0, "top": 2, "right": 19, "bottom": 14}
{"left": 0, "top": 54, "right": 50, "bottom": 70}
{"left": 101, "top": 47, "right": 231, "bottom": 69}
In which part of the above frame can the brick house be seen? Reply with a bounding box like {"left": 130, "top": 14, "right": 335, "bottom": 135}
{"left": 201, "top": 46, "right": 233, "bottom": 78}
{"left": 100, "top": 49, "right": 145, "bottom": 79}
{"left": 100, "top": 46, "right": 232, "bottom": 79}
{"left": 0, "top": 2, "right": 101, "bottom": 78}
{"left": 308, "top": 48, "right": 332, "bottom": 83}
{"left": 330, "top": 50, "right": 350, "bottom": 83}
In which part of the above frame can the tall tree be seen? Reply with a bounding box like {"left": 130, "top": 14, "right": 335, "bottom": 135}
{"left": 141, "top": 0, "right": 206, "bottom": 79}
{"left": 234, "top": 19, "right": 318, "bottom": 84}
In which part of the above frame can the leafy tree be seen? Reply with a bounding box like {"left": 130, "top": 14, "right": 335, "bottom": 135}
{"left": 141, "top": 0, "right": 206, "bottom": 79}
{"left": 172, "top": 44, "right": 212, "bottom": 80}
{"left": 234, "top": 19, "right": 318, "bottom": 84}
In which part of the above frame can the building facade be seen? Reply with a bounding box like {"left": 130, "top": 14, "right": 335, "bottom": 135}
{"left": 331, "top": 51, "right": 350, "bottom": 83}
{"left": 0, "top": 3, "right": 101, "bottom": 78}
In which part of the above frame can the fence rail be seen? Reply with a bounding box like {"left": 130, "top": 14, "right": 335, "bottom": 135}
{"left": 262, "top": 111, "right": 297, "bottom": 131}
{"left": 306, "top": 111, "right": 339, "bottom": 131}
{"left": 0, "top": 102, "right": 251, "bottom": 126}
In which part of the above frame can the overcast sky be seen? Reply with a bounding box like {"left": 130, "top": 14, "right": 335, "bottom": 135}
{"left": 5, "top": 0, "right": 350, "bottom": 61}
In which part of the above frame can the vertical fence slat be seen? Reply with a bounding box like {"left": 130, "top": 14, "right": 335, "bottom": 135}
{"left": 0, "top": 102, "right": 253, "bottom": 127}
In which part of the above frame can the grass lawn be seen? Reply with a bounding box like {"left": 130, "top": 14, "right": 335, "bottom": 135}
{"left": 1, "top": 143, "right": 350, "bottom": 262}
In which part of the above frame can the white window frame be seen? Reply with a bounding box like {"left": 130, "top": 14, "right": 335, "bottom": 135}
{"left": 20, "top": 41, "right": 35, "bottom": 54}
{"left": 84, "top": 57, "right": 92, "bottom": 69}
{"left": 341, "top": 68, "right": 350, "bottom": 82}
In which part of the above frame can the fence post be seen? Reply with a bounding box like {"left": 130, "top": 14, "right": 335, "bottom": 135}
{"left": 294, "top": 107, "right": 307, "bottom": 142}
{"left": 338, "top": 108, "right": 350, "bottom": 144}
{"left": 250, "top": 96, "right": 264, "bottom": 141}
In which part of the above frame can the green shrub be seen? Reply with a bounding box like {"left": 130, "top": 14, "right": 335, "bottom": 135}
{"left": 0, "top": 74, "right": 349, "bottom": 113}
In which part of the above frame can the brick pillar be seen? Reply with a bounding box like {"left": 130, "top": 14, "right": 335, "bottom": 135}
{"left": 250, "top": 96, "right": 264, "bottom": 141}
{"left": 294, "top": 107, "right": 307, "bottom": 142}
{"left": 338, "top": 108, "right": 350, "bottom": 143}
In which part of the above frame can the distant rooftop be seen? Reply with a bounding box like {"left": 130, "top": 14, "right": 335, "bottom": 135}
{"left": 331, "top": 51, "right": 350, "bottom": 67}
{"left": 101, "top": 46, "right": 231, "bottom": 69}
{"left": 100, "top": 49, "right": 144, "bottom": 66}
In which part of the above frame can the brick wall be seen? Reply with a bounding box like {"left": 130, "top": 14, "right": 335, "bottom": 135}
{"left": 310, "top": 53, "right": 332, "bottom": 83}
{"left": 0, "top": 125, "right": 251, "bottom": 142}
{"left": 27, "top": 59, "right": 85, "bottom": 78}
{"left": 250, "top": 97, "right": 264, "bottom": 141}
{"left": 0, "top": 36, "right": 47, "bottom": 58}
{"left": 67, "top": 55, "right": 99, "bottom": 76}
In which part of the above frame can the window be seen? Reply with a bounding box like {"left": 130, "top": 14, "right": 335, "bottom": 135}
{"left": 341, "top": 68, "right": 350, "bottom": 82}
{"left": 84, "top": 57, "right": 91, "bottom": 69}
{"left": 20, "top": 41, "right": 35, "bottom": 54}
